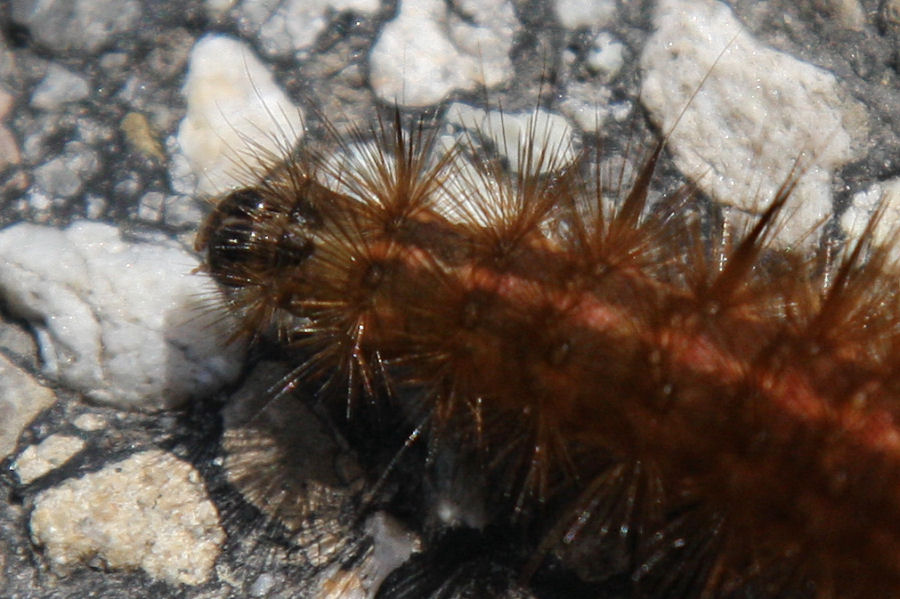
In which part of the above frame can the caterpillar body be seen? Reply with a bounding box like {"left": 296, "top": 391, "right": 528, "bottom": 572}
{"left": 195, "top": 100, "right": 899, "bottom": 598}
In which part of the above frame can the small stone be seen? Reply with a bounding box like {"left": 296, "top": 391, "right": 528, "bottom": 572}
{"left": 558, "top": 81, "right": 615, "bottom": 132}
{"left": 75, "top": 116, "right": 114, "bottom": 145}
{"left": 434, "top": 104, "right": 578, "bottom": 225}
{"left": 0, "top": 221, "right": 244, "bottom": 410}
{"left": 84, "top": 194, "right": 107, "bottom": 219}
{"left": 162, "top": 194, "right": 204, "bottom": 229}
{"left": 237, "top": 0, "right": 380, "bottom": 57}
{"left": 4, "top": 172, "right": 32, "bottom": 198}
{"left": 11, "top": 0, "right": 141, "bottom": 54}
{"left": 205, "top": 0, "right": 237, "bottom": 17}
{"left": 27, "top": 189, "right": 52, "bottom": 212}
{"left": 34, "top": 141, "right": 100, "bottom": 198}
{"left": 640, "top": 0, "right": 865, "bottom": 246}
{"left": 249, "top": 572, "right": 278, "bottom": 596}
{"left": 823, "top": 0, "right": 866, "bottom": 31}
{"left": 29, "top": 450, "right": 225, "bottom": 585}
{"left": 176, "top": 34, "right": 304, "bottom": 196}
{"left": 121, "top": 112, "right": 166, "bottom": 161}
{"left": 72, "top": 413, "right": 106, "bottom": 431}
{"left": 33, "top": 143, "right": 99, "bottom": 198}
{"left": 30, "top": 65, "right": 90, "bottom": 110}
{"left": 33, "top": 157, "right": 81, "bottom": 198}
{"left": 0, "top": 321, "right": 38, "bottom": 363}
{"left": 587, "top": 32, "right": 625, "bottom": 78}
{"left": 137, "top": 191, "right": 166, "bottom": 222}
{"left": 0, "top": 89, "right": 14, "bottom": 119}
{"left": 553, "top": 0, "right": 616, "bottom": 30}
{"left": 444, "top": 104, "right": 577, "bottom": 173}
{"left": 13, "top": 434, "right": 85, "bottom": 484}
{"left": 841, "top": 177, "right": 900, "bottom": 259}
{"left": 0, "top": 126, "right": 21, "bottom": 169}
{"left": 0, "top": 353, "right": 56, "bottom": 460}
{"left": 885, "top": 0, "right": 900, "bottom": 25}
{"left": 369, "top": 0, "right": 517, "bottom": 107}
{"left": 99, "top": 51, "right": 129, "bottom": 71}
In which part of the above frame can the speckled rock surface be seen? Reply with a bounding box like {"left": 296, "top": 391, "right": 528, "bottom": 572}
{"left": 29, "top": 449, "right": 224, "bottom": 585}
{"left": 13, "top": 433, "right": 84, "bottom": 484}
{"left": 0, "top": 220, "right": 244, "bottom": 410}
{"left": 176, "top": 33, "right": 305, "bottom": 196}
{"left": 0, "top": 0, "right": 897, "bottom": 597}
{"left": 641, "top": 0, "right": 865, "bottom": 244}
{"left": 0, "top": 354, "right": 55, "bottom": 460}
{"left": 369, "top": 0, "right": 518, "bottom": 106}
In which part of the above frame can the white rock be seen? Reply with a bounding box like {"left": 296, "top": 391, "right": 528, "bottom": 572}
{"left": 0, "top": 353, "right": 56, "bottom": 459}
{"left": 176, "top": 34, "right": 304, "bottom": 196}
{"left": 0, "top": 221, "right": 244, "bottom": 411}
{"left": 205, "top": 0, "right": 236, "bottom": 16}
{"left": 444, "top": 104, "right": 578, "bottom": 174}
{"left": 237, "top": 0, "right": 380, "bottom": 57}
{"left": 72, "top": 412, "right": 106, "bottom": 431}
{"left": 27, "top": 189, "right": 52, "bottom": 211}
{"left": 559, "top": 81, "right": 616, "bottom": 133}
{"left": 369, "top": 0, "right": 517, "bottom": 107}
{"left": 316, "top": 104, "right": 575, "bottom": 229}
{"left": 588, "top": 32, "right": 625, "bottom": 77}
{"left": 841, "top": 178, "right": 900, "bottom": 258}
{"left": 13, "top": 434, "right": 85, "bottom": 484}
{"left": 553, "top": 0, "right": 616, "bottom": 30}
{"left": 435, "top": 104, "right": 578, "bottom": 227}
{"left": 640, "top": 0, "right": 862, "bottom": 245}
{"left": 30, "top": 450, "right": 224, "bottom": 585}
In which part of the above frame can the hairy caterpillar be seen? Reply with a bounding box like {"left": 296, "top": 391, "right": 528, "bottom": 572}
{"left": 193, "top": 87, "right": 900, "bottom": 598}
{"left": 0, "top": 0, "right": 895, "bottom": 596}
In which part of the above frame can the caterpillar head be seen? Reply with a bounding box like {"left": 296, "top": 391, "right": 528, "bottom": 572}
{"left": 195, "top": 175, "right": 335, "bottom": 341}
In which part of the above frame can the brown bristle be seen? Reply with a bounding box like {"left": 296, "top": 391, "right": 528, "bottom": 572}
{"left": 196, "top": 103, "right": 900, "bottom": 598}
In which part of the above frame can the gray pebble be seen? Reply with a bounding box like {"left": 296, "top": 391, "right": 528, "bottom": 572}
{"left": 11, "top": 0, "right": 142, "bottom": 54}
{"left": 30, "top": 64, "right": 90, "bottom": 110}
